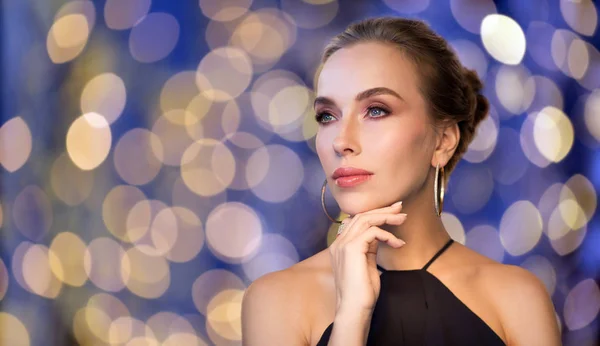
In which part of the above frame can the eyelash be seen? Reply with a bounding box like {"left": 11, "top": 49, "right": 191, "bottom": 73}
{"left": 314, "top": 106, "right": 391, "bottom": 125}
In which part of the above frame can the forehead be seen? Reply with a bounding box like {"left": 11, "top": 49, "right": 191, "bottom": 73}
{"left": 316, "top": 41, "right": 421, "bottom": 100}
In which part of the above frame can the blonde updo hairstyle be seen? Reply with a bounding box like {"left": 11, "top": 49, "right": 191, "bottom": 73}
{"left": 321, "top": 17, "right": 490, "bottom": 176}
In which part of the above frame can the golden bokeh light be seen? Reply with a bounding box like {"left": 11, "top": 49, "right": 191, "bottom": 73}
{"left": 160, "top": 71, "right": 203, "bottom": 118}
{"left": 50, "top": 153, "right": 94, "bottom": 206}
{"left": 495, "top": 65, "right": 535, "bottom": 115}
{"left": 195, "top": 47, "right": 253, "bottom": 102}
{"left": 86, "top": 293, "right": 131, "bottom": 343}
{"left": 104, "top": 0, "right": 151, "bottom": 30}
{"left": 481, "top": 14, "right": 526, "bottom": 65}
{"left": 0, "top": 258, "right": 8, "bottom": 301}
{"left": 521, "top": 111, "right": 552, "bottom": 168}
{"left": 268, "top": 85, "right": 312, "bottom": 129}
{"left": 12, "top": 185, "right": 53, "bottom": 241}
{"left": 246, "top": 145, "right": 304, "bottom": 202}
{"left": 47, "top": 14, "right": 90, "bottom": 63}
{"left": 567, "top": 38, "right": 590, "bottom": 80}
{"left": 114, "top": 128, "right": 163, "bottom": 185}
{"left": 186, "top": 98, "right": 240, "bottom": 141}
{"left": 206, "top": 202, "right": 262, "bottom": 263}
{"left": 12, "top": 242, "right": 35, "bottom": 294}
{"left": 451, "top": 0, "right": 497, "bottom": 34}
{"left": 281, "top": 0, "right": 339, "bottom": 29}
{"left": 165, "top": 207, "right": 205, "bottom": 263}
{"left": 146, "top": 312, "right": 197, "bottom": 343}
{"left": 103, "top": 185, "right": 147, "bottom": 241}
{"left": 125, "top": 200, "right": 179, "bottom": 256}
{"left": 199, "top": 0, "right": 253, "bottom": 22}
{"left": 533, "top": 106, "right": 574, "bottom": 163}
{"left": 192, "top": 270, "right": 247, "bottom": 315}
{"left": 466, "top": 225, "right": 504, "bottom": 263}
{"left": 49, "top": 232, "right": 88, "bottom": 287}
{"left": 560, "top": 0, "right": 598, "bottom": 37}
{"left": 54, "top": 0, "right": 96, "bottom": 30}
{"left": 129, "top": 13, "right": 180, "bottom": 63}
{"left": 66, "top": 113, "right": 112, "bottom": 171}
{"left": 499, "top": 200, "right": 543, "bottom": 256}
{"left": 151, "top": 113, "right": 196, "bottom": 166}
{"left": 84, "top": 237, "right": 127, "bottom": 292}
{"left": 584, "top": 89, "right": 600, "bottom": 141}
{"left": 0, "top": 116, "right": 32, "bottom": 172}
{"left": 180, "top": 139, "right": 236, "bottom": 197}
{"left": 206, "top": 289, "right": 244, "bottom": 342}
{"left": 80, "top": 73, "right": 127, "bottom": 124}
{"left": 22, "top": 244, "right": 63, "bottom": 298}
{"left": 561, "top": 174, "right": 597, "bottom": 229}
{"left": 0, "top": 313, "right": 30, "bottom": 346}
{"left": 521, "top": 255, "right": 557, "bottom": 295}
{"left": 563, "top": 278, "right": 600, "bottom": 330}
{"left": 163, "top": 333, "right": 207, "bottom": 346}
{"left": 108, "top": 316, "right": 155, "bottom": 345}
{"left": 441, "top": 212, "right": 466, "bottom": 244}
{"left": 527, "top": 75, "right": 564, "bottom": 112}
{"left": 121, "top": 246, "right": 171, "bottom": 299}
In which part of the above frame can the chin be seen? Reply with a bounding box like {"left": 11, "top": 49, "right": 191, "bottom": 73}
{"left": 337, "top": 198, "right": 381, "bottom": 216}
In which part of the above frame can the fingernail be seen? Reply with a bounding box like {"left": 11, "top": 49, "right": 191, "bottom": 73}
{"left": 392, "top": 201, "right": 403, "bottom": 207}
{"left": 397, "top": 239, "right": 406, "bottom": 246}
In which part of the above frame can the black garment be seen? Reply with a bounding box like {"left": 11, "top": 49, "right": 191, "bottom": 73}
{"left": 316, "top": 239, "right": 506, "bottom": 345}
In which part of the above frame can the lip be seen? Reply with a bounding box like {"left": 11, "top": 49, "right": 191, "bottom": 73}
{"left": 332, "top": 167, "right": 374, "bottom": 188}
{"left": 332, "top": 167, "right": 374, "bottom": 179}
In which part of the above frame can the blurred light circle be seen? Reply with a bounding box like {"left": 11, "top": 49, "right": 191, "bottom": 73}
{"left": 0, "top": 116, "right": 32, "bottom": 172}
{"left": 550, "top": 224, "right": 586, "bottom": 256}
{"left": 526, "top": 21, "right": 558, "bottom": 71}
{"left": 22, "top": 244, "right": 62, "bottom": 298}
{"left": 50, "top": 153, "right": 94, "bottom": 206}
{"left": 84, "top": 237, "right": 127, "bottom": 292}
{"left": 151, "top": 113, "right": 195, "bottom": 166}
{"left": 495, "top": 64, "right": 534, "bottom": 115}
{"left": 86, "top": 293, "right": 131, "bottom": 343}
{"left": 129, "top": 12, "right": 180, "bottom": 63}
{"left": 0, "top": 258, "right": 7, "bottom": 300}
{"left": 450, "top": 166, "right": 493, "bottom": 214}
{"left": 538, "top": 182, "right": 563, "bottom": 226}
{"left": 125, "top": 200, "right": 178, "bottom": 256}
{"left": 551, "top": 29, "right": 580, "bottom": 77}
{"left": 247, "top": 144, "right": 304, "bottom": 202}
{"left": 180, "top": 139, "right": 236, "bottom": 197}
{"left": 165, "top": 207, "right": 205, "bottom": 263}
{"left": 127, "top": 336, "right": 160, "bottom": 346}
{"left": 548, "top": 203, "right": 571, "bottom": 240}
{"left": 12, "top": 242, "right": 35, "bottom": 294}
{"left": 103, "top": 185, "right": 147, "bottom": 241}
{"left": 47, "top": 14, "right": 90, "bottom": 63}
{"left": 533, "top": 106, "right": 574, "bottom": 163}
{"left": 66, "top": 112, "right": 112, "bottom": 170}
{"left": 481, "top": 14, "right": 526, "bottom": 65}
{"left": 451, "top": 0, "right": 497, "bottom": 34}
{"left": 463, "top": 107, "right": 498, "bottom": 163}
{"left": 114, "top": 128, "right": 163, "bottom": 185}
{"left": 146, "top": 312, "right": 196, "bottom": 343}
{"left": 441, "top": 212, "right": 466, "bottom": 244}
{"left": 584, "top": 89, "right": 600, "bottom": 141}
{"left": 160, "top": 71, "right": 203, "bottom": 118}
{"left": 104, "top": 0, "right": 151, "bottom": 30}
{"left": 199, "top": 0, "right": 252, "bottom": 22}
{"left": 520, "top": 255, "right": 557, "bottom": 295}
{"left": 242, "top": 233, "right": 299, "bottom": 281}
{"left": 563, "top": 278, "right": 600, "bottom": 330}
{"left": 121, "top": 247, "right": 171, "bottom": 299}
{"left": 450, "top": 39, "right": 489, "bottom": 80}
{"left": 268, "top": 85, "right": 312, "bottom": 128}
{"left": 196, "top": 47, "right": 253, "bottom": 102}
{"left": 187, "top": 99, "right": 241, "bottom": 142}
{"left": 55, "top": 0, "right": 96, "bottom": 30}
{"left": 226, "top": 132, "right": 266, "bottom": 191}
{"left": 465, "top": 225, "right": 504, "bottom": 263}
{"left": 526, "top": 75, "right": 563, "bottom": 113}
{"left": 521, "top": 112, "right": 552, "bottom": 168}
{"left": 281, "top": 0, "right": 339, "bottom": 28}
{"left": 12, "top": 185, "right": 53, "bottom": 241}
{"left": 108, "top": 316, "right": 154, "bottom": 345}
{"left": 80, "top": 73, "right": 127, "bottom": 124}
{"left": 191, "top": 269, "right": 246, "bottom": 315}
{"left": 206, "top": 202, "right": 262, "bottom": 263}
{"left": 576, "top": 42, "right": 600, "bottom": 91}
{"left": 230, "top": 9, "right": 297, "bottom": 71}
{"left": 567, "top": 38, "right": 590, "bottom": 80}
{"left": 499, "top": 200, "right": 543, "bottom": 256}
{"left": 561, "top": 175, "right": 596, "bottom": 229}
{"left": 0, "top": 313, "right": 30, "bottom": 346}
{"left": 383, "top": 0, "right": 429, "bottom": 14}
{"left": 163, "top": 333, "right": 205, "bottom": 346}
{"left": 206, "top": 289, "right": 244, "bottom": 342}
{"left": 560, "top": 0, "right": 598, "bottom": 36}
{"left": 49, "top": 232, "right": 87, "bottom": 287}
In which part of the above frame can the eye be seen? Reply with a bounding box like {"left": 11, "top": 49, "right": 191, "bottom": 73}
{"left": 315, "top": 112, "right": 336, "bottom": 124}
{"left": 367, "top": 106, "right": 389, "bottom": 118}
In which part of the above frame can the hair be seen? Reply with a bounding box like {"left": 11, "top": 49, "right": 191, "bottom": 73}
{"left": 321, "top": 17, "right": 490, "bottom": 175}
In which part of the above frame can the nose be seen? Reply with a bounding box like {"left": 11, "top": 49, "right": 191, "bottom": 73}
{"left": 332, "top": 117, "right": 361, "bottom": 157}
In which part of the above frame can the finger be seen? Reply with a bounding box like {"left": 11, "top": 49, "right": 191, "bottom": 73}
{"left": 359, "top": 201, "right": 404, "bottom": 215}
{"left": 352, "top": 226, "right": 406, "bottom": 249}
{"left": 343, "top": 212, "right": 407, "bottom": 239}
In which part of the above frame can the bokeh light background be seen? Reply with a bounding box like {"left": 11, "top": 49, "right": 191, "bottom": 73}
{"left": 1, "top": 0, "right": 599, "bottom": 345}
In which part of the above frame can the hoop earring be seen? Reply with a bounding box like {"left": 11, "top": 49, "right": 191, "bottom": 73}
{"left": 321, "top": 179, "right": 342, "bottom": 223}
{"left": 434, "top": 163, "right": 445, "bottom": 217}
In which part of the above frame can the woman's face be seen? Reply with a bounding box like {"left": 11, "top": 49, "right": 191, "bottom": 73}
{"left": 315, "top": 41, "right": 437, "bottom": 215}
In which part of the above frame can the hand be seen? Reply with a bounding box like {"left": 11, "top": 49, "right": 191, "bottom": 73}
{"left": 329, "top": 201, "right": 407, "bottom": 314}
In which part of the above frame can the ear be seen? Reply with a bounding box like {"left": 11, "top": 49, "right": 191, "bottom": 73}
{"left": 431, "top": 123, "right": 460, "bottom": 167}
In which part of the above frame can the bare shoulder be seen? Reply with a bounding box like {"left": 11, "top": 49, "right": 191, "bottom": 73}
{"left": 241, "top": 249, "right": 332, "bottom": 346}
{"left": 477, "top": 262, "right": 561, "bottom": 345}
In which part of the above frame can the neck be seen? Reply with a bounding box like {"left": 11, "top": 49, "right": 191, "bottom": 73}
{"left": 376, "top": 187, "right": 451, "bottom": 271}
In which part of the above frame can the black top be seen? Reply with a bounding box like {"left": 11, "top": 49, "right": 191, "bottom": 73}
{"left": 316, "top": 239, "right": 506, "bottom": 345}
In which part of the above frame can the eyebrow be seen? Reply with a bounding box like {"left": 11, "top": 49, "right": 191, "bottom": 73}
{"left": 313, "top": 87, "right": 404, "bottom": 109}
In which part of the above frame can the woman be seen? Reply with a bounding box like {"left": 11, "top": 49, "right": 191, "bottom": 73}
{"left": 242, "top": 17, "right": 561, "bottom": 345}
